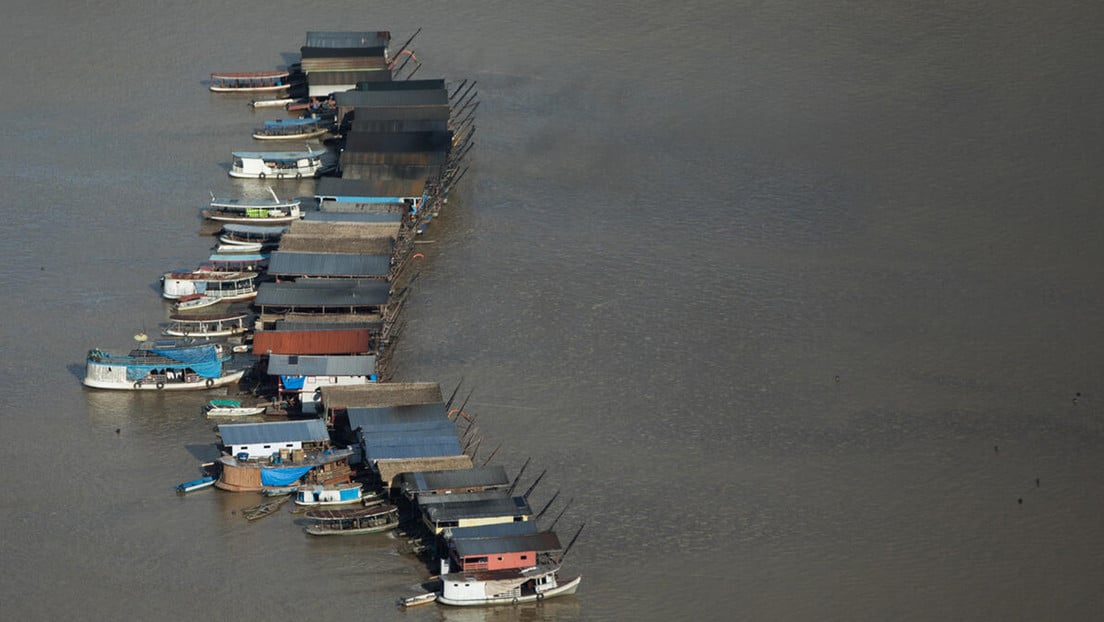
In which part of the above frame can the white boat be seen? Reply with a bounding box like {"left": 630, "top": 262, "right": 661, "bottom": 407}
{"left": 229, "top": 147, "right": 325, "bottom": 179}
{"left": 399, "top": 593, "right": 438, "bottom": 608}
{"left": 250, "top": 97, "right": 300, "bottom": 108}
{"left": 163, "top": 312, "right": 249, "bottom": 338}
{"left": 161, "top": 268, "right": 258, "bottom": 302}
{"left": 205, "top": 399, "right": 266, "bottom": 418}
{"left": 294, "top": 482, "right": 364, "bottom": 507}
{"left": 83, "top": 341, "right": 244, "bottom": 391}
{"left": 210, "top": 71, "right": 290, "bottom": 93}
{"left": 252, "top": 118, "right": 331, "bottom": 141}
{"left": 204, "top": 189, "right": 302, "bottom": 224}
{"left": 215, "top": 242, "right": 264, "bottom": 254}
{"left": 173, "top": 294, "right": 221, "bottom": 312}
{"left": 437, "top": 564, "right": 581, "bottom": 607}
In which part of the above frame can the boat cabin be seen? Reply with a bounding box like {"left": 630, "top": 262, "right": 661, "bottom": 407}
{"left": 229, "top": 148, "right": 326, "bottom": 179}
{"left": 397, "top": 465, "right": 511, "bottom": 501}
{"left": 161, "top": 269, "right": 258, "bottom": 301}
{"left": 421, "top": 496, "right": 534, "bottom": 535}
{"left": 163, "top": 312, "right": 249, "bottom": 338}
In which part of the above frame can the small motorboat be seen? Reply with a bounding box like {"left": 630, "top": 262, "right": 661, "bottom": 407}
{"left": 174, "top": 293, "right": 220, "bottom": 312}
{"left": 398, "top": 592, "right": 438, "bottom": 608}
{"left": 205, "top": 399, "right": 267, "bottom": 418}
{"left": 176, "top": 475, "right": 216, "bottom": 494}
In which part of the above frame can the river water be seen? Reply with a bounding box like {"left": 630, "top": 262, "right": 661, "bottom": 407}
{"left": 2, "top": 1, "right": 1102, "bottom": 620}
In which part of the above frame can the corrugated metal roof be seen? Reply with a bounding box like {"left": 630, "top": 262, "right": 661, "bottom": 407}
{"left": 333, "top": 89, "right": 448, "bottom": 108}
{"left": 315, "top": 177, "right": 426, "bottom": 200}
{"left": 347, "top": 403, "right": 449, "bottom": 427}
{"left": 288, "top": 220, "right": 402, "bottom": 238}
{"left": 254, "top": 279, "right": 390, "bottom": 308}
{"left": 353, "top": 79, "right": 445, "bottom": 91}
{"left": 252, "top": 328, "right": 374, "bottom": 356}
{"left": 276, "top": 319, "right": 383, "bottom": 330}
{"left": 267, "top": 251, "right": 391, "bottom": 278}
{"left": 267, "top": 354, "right": 377, "bottom": 376}
{"left": 418, "top": 490, "right": 509, "bottom": 507}
{"left": 218, "top": 419, "right": 328, "bottom": 445}
{"left": 444, "top": 521, "right": 539, "bottom": 541}
{"left": 350, "top": 118, "right": 450, "bottom": 134}
{"left": 341, "top": 152, "right": 446, "bottom": 167}
{"left": 305, "top": 31, "right": 392, "bottom": 49}
{"left": 321, "top": 383, "right": 443, "bottom": 411}
{"left": 302, "top": 211, "right": 405, "bottom": 223}
{"left": 399, "top": 465, "right": 510, "bottom": 493}
{"left": 339, "top": 164, "right": 444, "bottom": 182}
{"left": 344, "top": 131, "right": 453, "bottom": 154}
{"left": 452, "top": 532, "right": 563, "bottom": 557}
{"left": 362, "top": 434, "right": 463, "bottom": 461}
{"left": 301, "top": 45, "right": 388, "bottom": 59}
{"left": 306, "top": 70, "right": 390, "bottom": 85}
{"left": 277, "top": 236, "right": 394, "bottom": 254}
{"left": 351, "top": 104, "right": 451, "bottom": 121}
{"left": 423, "top": 497, "right": 532, "bottom": 523}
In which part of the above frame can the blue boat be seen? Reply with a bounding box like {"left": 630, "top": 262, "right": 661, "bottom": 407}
{"left": 176, "top": 475, "right": 216, "bottom": 494}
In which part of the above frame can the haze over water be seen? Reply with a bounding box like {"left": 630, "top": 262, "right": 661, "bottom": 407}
{"left": 2, "top": 1, "right": 1102, "bottom": 620}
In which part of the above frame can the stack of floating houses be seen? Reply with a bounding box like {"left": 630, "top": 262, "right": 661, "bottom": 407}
{"left": 82, "top": 30, "right": 581, "bottom": 608}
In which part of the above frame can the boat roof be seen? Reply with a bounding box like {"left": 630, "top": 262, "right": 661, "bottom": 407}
{"left": 452, "top": 532, "right": 563, "bottom": 557}
{"left": 267, "top": 251, "right": 390, "bottom": 278}
{"left": 232, "top": 149, "right": 325, "bottom": 160}
{"left": 168, "top": 311, "right": 249, "bottom": 322}
{"left": 211, "top": 71, "right": 290, "bottom": 79}
{"left": 423, "top": 497, "right": 533, "bottom": 523}
{"left": 262, "top": 117, "right": 327, "bottom": 128}
{"left": 267, "top": 354, "right": 377, "bottom": 376}
{"left": 208, "top": 252, "right": 268, "bottom": 263}
{"left": 218, "top": 419, "right": 328, "bottom": 445}
{"left": 398, "top": 465, "right": 510, "bottom": 494}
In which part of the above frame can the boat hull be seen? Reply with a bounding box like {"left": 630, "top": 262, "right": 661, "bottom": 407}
{"left": 176, "top": 476, "right": 216, "bottom": 493}
{"left": 436, "top": 576, "right": 581, "bottom": 607}
{"left": 82, "top": 369, "right": 245, "bottom": 391}
{"left": 303, "top": 519, "right": 398, "bottom": 536}
{"left": 206, "top": 406, "right": 267, "bottom": 417}
{"left": 252, "top": 129, "right": 329, "bottom": 141}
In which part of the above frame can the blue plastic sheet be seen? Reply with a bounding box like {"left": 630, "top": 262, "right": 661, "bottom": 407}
{"left": 260, "top": 466, "right": 313, "bottom": 486}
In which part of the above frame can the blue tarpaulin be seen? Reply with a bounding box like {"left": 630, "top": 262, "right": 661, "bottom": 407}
{"left": 260, "top": 466, "right": 313, "bottom": 486}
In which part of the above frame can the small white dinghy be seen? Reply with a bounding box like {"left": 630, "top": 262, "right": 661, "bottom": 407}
{"left": 205, "top": 399, "right": 266, "bottom": 418}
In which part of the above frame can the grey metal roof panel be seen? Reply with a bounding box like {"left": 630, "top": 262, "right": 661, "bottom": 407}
{"left": 315, "top": 176, "right": 427, "bottom": 201}
{"left": 302, "top": 211, "right": 405, "bottom": 223}
{"left": 333, "top": 89, "right": 449, "bottom": 108}
{"left": 267, "top": 354, "right": 377, "bottom": 376}
{"left": 362, "top": 435, "right": 464, "bottom": 460}
{"left": 306, "top": 70, "right": 390, "bottom": 85}
{"left": 275, "top": 320, "right": 383, "bottom": 331}
{"left": 418, "top": 490, "right": 509, "bottom": 507}
{"left": 339, "top": 164, "right": 444, "bottom": 182}
{"left": 218, "top": 419, "right": 329, "bottom": 445}
{"left": 305, "top": 31, "right": 391, "bottom": 49}
{"left": 344, "top": 131, "right": 453, "bottom": 154}
{"left": 399, "top": 465, "right": 510, "bottom": 493}
{"left": 423, "top": 497, "right": 532, "bottom": 523}
{"left": 350, "top": 104, "right": 451, "bottom": 122}
{"left": 255, "top": 279, "right": 391, "bottom": 308}
{"left": 354, "top": 79, "right": 445, "bottom": 91}
{"left": 444, "top": 522, "right": 540, "bottom": 540}
{"left": 267, "top": 251, "right": 391, "bottom": 278}
{"left": 346, "top": 403, "right": 450, "bottom": 427}
{"left": 452, "top": 532, "right": 563, "bottom": 557}
{"left": 301, "top": 46, "right": 388, "bottom": 59}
